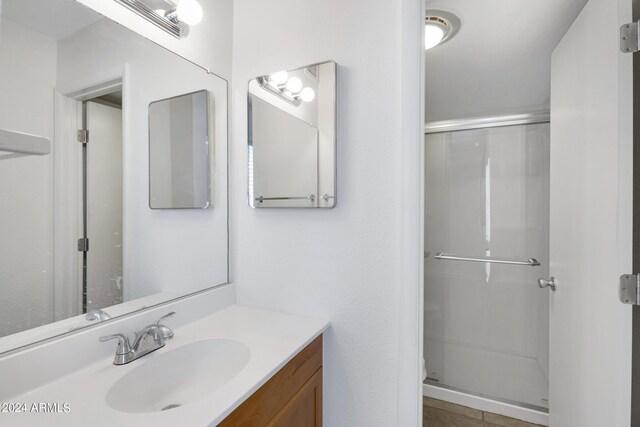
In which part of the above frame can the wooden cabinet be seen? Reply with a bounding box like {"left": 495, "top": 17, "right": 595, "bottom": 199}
{"left": 267, "top": 368, "right": 322, "bottom": 427}
{"left": 218, "top": 335, "right": 323, "bottom": 427}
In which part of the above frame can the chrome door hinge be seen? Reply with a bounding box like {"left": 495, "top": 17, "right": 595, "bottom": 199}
{"left": 77, "top": 129, "right": 89, "bottom": 144}
{"left": 620, "top": 274, "right": 640, "bottom": 305}
{"left": 621, "top": 22, "right": 640, "bottom": 53}
{"left": 77, "top": 238, "right": 89, "bottom": 252}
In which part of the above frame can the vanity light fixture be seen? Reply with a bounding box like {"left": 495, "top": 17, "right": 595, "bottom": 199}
{"left": 425, "top": 10, "right": 461, "bottom": 50}
{"left": 165, "top": 0, "right": 204, "bottom": 26}
{"left": 299, "top": 87, "right": 316, "bottom": 103}
{"left": 285, "top": 77, "right": 303, "bottom": 93}
{"left": 270, "top": 71, "right": 289, "bottom": 86}
{"left": 114, "top": 0, "right": 204, "bottom": 39}
{"left": 257, "top": 72, "right": 316, "bottom": 107}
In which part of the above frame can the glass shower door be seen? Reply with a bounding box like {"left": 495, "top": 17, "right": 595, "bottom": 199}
{"left": 423, "top": 122, "right": 550, "bottom": 410}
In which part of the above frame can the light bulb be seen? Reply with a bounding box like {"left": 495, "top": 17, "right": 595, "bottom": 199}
{"left": 285, "top": 77, "right": 303, "bottom": 93}
{"left": 270, "top": 71, "right": 289, "bottom": 85}
{"left": 424, "top": 24, "right": 445, "bottom": 50}
{"left": 299, "top": 87, "right": 316, "bottom": 102}
{"left": 176, "top": 0, "right": 203, "bottom": 25}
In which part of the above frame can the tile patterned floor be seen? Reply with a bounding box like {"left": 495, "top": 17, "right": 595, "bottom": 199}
{"left": 423, "top": 397, "right": 545, "bottom": 427}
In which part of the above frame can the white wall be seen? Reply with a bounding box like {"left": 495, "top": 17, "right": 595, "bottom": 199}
{"left": 57, "top": 18, "right": 228, "bottom": 300}
{"left": 231, "top": 0, "right": 420, "bottom": 424}
{"left": 76, "top": 0, "right": 233, "bottom": 80}
{"left": 0, "top": 19, "right": 56, "bottom": 337}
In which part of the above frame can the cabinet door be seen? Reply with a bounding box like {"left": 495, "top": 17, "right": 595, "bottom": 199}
{"left": 267, "top": 369, "right": 322, "bottom": 427}
{"left": 219, "top": 336, "right": 323, "bottom": 427}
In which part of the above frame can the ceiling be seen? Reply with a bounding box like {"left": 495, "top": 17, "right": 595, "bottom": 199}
{"left": 2, "top": 0, "right": 103, "bottom": 40}
{"left": 425, "top": 0, "right": 588, "bottom": 122}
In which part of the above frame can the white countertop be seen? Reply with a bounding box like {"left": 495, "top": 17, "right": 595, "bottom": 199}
{"left": 0, "top": 305, "right": 329, "bottom": 426}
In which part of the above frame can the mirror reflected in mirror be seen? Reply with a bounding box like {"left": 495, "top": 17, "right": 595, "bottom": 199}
{"left": 149, "top": 90, "right": 212, "bottom": 209}
{"left": 0, "top": 0, "right": 228, "bottom": 354}
{"left": 248, "top": 61, "right": 337, "bottom": 208}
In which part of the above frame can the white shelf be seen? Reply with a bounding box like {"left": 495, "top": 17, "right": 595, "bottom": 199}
{"left": 0, "top": 128, "right": 51, "bottom": 159}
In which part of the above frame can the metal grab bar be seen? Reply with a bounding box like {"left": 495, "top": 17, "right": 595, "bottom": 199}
{"left": 255, "top": 195, "right": 316, "bottom": 203}
{"left": 434, "top": 252, "right": 540, "bottom": 267}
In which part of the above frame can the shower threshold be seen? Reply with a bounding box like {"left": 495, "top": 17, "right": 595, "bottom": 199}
{"left": 423, "top": 380, "right": 549, "bottom": 426}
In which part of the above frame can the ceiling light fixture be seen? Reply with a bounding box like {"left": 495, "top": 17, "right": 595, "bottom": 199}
{"left": 113, "top": 0, "right": 204, "bottom": 39}
{"left": 424, "top": 10, "right": 461, "bottom": 50}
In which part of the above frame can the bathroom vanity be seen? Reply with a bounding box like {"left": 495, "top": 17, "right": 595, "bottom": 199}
{"left": 0, "top": 288, "right": 328, "bottom": 427}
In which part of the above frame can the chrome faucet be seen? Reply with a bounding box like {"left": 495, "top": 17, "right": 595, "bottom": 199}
{"left": 86, "top": 309, "right": 112, "bottom": 322}
{"left": 99, "top": 312, "right": 175, "bottom": 365}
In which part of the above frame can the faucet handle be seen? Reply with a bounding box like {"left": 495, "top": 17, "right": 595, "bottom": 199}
{"left": 155, "top": 311, "right": 175, "bottom": 325}
{"left": 99, "top": 333, "right": 133, "bottom": 355}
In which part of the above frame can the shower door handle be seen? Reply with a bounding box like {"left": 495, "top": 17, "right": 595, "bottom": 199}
{"left": 538, "top": 276, "right": 557, "bottom": 291}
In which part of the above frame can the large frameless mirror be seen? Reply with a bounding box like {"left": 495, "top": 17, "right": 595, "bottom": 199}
{"left": 149, "top": 90, "right": 212, "bottom": 209}
{"left": 0, "top": 0, "right": 228, "bottom": 355}
{"left": 248, "top": 61, "right": 337, "bottom": 208}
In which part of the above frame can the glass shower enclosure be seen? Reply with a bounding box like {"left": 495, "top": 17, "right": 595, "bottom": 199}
{"left": 423, "top": 121, "right": 550, "bottom": 411}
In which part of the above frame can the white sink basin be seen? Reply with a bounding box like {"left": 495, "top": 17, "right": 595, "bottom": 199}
{"left": 105, "top": 338, "right": 250, "bottom": 413}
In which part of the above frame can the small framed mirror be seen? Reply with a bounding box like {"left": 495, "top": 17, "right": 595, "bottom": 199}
{"left": 149, "top": 90, "right": 211, "bottom": 209}
{"left": 248, "top": 61, "right": 337, "bottom": 208}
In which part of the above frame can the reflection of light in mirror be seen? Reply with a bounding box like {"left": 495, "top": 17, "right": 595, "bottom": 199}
{"left": 286, "top": 77, "right": 303, "bottom": 93}
{"left": 299, "top": 87, "right": 316, "bottom": 102}
{"left": 258, "top": 71, "right": 318, "bottom": 106}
